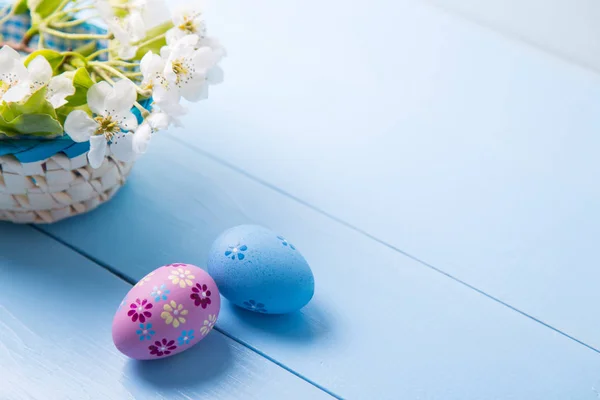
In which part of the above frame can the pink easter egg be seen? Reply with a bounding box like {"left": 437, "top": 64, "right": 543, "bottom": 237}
{"left": 112, "top": 263, "right": 220, "bottom": 360}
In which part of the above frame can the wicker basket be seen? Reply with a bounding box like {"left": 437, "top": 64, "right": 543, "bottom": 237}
{"left": 0, "top": 151, "right": 133, "bottom": 224}
{"left": 0, "top": 9, "right": 138, "bottom": 224}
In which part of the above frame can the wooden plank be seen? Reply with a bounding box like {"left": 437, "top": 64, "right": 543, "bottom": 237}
{"left": 426, "top": 0, "right": 600, "bottom": 72}
{"left": 0, "top": 224, "right": 333, "bottom": 400}
{"left": 39, "top": 136, "right": 600, "bottom": 399}
{"left": 171, "top": 0, "right": 600, "bottom": 349}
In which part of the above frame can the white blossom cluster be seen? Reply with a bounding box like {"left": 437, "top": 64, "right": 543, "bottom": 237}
{"left": 0, "top": 0, "right": 224, "bottom": 168}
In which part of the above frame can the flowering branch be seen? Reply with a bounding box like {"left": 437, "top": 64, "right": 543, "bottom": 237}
{"left": 0, "top": 40, "right": 36, "bottom": 53}
{"left": 0, "top": 0, "right": 226, "bottom": 169}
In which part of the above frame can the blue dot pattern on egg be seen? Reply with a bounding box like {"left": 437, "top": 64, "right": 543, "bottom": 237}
{"left": 208, "top": 225, "right": 315, "bottom": 314}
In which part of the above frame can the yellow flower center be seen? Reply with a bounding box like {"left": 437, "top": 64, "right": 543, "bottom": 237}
{"left": 172, "top": 60, "right": 189, "bottom": 77}
{"left": 94, "top": 115, "right": 120, "bottom": 140}
{"left": 179, "top": 16, "right": 197, "bottom": 33}
{"left": 0, "top": 74, "right": 18, "bottom": 97}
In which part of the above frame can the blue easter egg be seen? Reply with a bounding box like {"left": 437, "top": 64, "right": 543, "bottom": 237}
{"left": 207, "top": 225, "right": 314, "bottom": 314}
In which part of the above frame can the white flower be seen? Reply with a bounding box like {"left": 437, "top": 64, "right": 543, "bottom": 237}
{"left": 64, "top": 80, "right": 138, "bottom": 168}
{"left": 95, "top": 0, "right": 145, "bottom": 59}
{"left": 0, "top": 46, "right": 30, "bottom": 103}
{"left": 140, "top": 51, "right": 185, "bottom": 116}
{"left": 130, "top": 0, "right": 170, "bottom": 30}
{"left": 131, "top": 111, "right": 170, "bottom": 155}
{"left": 166, "top": 6, "right": 206, "bottom": 44}
{"left": 26, "top": 57, "right": 75, "bottom": 108}
{"left": 0, "top": 49, "right": 75, "bottom": 106}
{"left": 46, "top": 74, "right": 76, "bottom": 108}
{"left": 198, "top": 36, "right": 227, "bottom": 61}
{"left": 162, "top": 35, "right": 220, "bottom": 102}
{"left": 109, "top": 132, "right": 136, "bottom": 162}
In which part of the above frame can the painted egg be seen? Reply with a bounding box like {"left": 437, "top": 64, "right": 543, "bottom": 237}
{"left": 112, "top": 263, "right": 220, "bottom": 360}
{"left": 207, "top": 225, "right": 314, "bottom": 314}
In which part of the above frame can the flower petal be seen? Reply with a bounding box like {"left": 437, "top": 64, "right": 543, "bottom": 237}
{"left": 0, "top": 45, "right": 20, "bottom": 64}
{"left": 110, "top": 133, "right": 137, "bottom": 162}
{"left": 118, "top": 44, "right": 138, "bottom": 61}
{"left": 2, "top": 83, "right": 30, "bottom": 103}
{"left": 132, "top": 123, "right": 152, "bottom": 155}
{"left": 116, "top": 111, "right": 138, "bottom": 132}
{"left": 88, "top": 135, "right": 108, "bottom": 169}
{"left": 180, "top": 79, "right": 208, "bottom": 102}
{"left": 127, "top": 11, "right": 146, "bottom": 42}
{"left": 47, "top": 75, "right": 75, "bottom": 108}
{"left": 140, "top": 51, "right": 164, "bottom": 77}
{"left": 87, "top": 81, "right": 112, "bottom": 115}
{"left": 27, "top": 55, "right": 52, "bottom": 86}
{"left": 64, "top": 110, "right": 97, "bottom": 142}
{"left": 152, "top": 83, "right": 182, "bottom": 110}
{"left": 106, "top": 79, "right": 137, "bottom": 114}
{"left": 191, "top": 47, "right": 218, "bottom": 72}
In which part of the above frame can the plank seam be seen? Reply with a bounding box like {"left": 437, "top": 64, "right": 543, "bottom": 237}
{"left": 166, "top": 134, "right": 600, "bottom": 355}
{"left": 30, "top": 224, "right": 344, "bottom": 400}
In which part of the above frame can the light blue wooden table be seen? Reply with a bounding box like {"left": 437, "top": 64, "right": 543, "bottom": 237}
{"left": 2, "top": 0, "right": 600, "bottom": 399}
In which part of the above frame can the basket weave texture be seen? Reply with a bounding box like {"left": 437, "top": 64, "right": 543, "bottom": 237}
{"left": 0, "top": 8, "right": 136, "bottom": 224}
{"left": 0, "top": 154, "right": 132, "bottom": 224}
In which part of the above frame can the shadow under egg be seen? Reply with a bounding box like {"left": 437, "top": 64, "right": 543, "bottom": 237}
{"left": 125, "top": 331, "right": 232, "bottom": 389}
{"left": 226, "top": 299, "right": 335, "bottom": 345}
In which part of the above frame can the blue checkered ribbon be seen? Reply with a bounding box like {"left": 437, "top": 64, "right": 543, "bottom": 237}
{"left": 0, "top": 7, "right": 109, "bottom": 58}
{"left": 0, "top": 5, "right": 148, "bottom": 162}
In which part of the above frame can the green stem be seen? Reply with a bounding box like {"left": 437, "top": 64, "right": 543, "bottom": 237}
{"left": 92, "top": 66, "right": 116, "bottom": 85}
{"left": 62, "top": 51, "right": 89, "bottom": 67}
{"left": 38, "top": 32, "right": 45, "bottom": 49}
{"left": 43, "top": 27, "right": 112, "bottom": 41}
{"left": 45, "top": 5, "right": 96, "bottom": 24}
{"left": 86, "top": 48, "right": 111, "bottom": 61}
{"left": 50, "top": 15, "right": 97, "bottom": 28}
{"left": 107, "top": 60, "right": 140, "bottom": 68}
{"left": 54, "top": 0, "right": 73, "bottom": 13}
{"left": 133, "top": 102, "right": 150, "bottom": 118}
{"left": 134, "top": 32, "right": 167, "bottom": 47}
{"left": 91, "top": 63, "right": 151, "bottom": 96}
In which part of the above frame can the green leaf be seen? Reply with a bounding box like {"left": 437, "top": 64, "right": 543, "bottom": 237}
{"left": 4, "top": 87, "right": 57, "bottom": 120}
{"left": 14, "top": 0, "right": 29, "bottom": 14}
{"left": 28, "top": 0, "right": 63, "bottom": 18}
{"left": 24, "top": 50, "right": 65, "bottom": 73}
{"left": 134, "top": 21, "right": 174, "bottom": 60}
{"left": 0, "top": 87, "right": 64, "bottom": 138}
{"left": 64, "top": 67, "right": 94, "bottom": 107}
{"left": 72, "top": 41, "right": 98, "bottom": 59}
{"left": 56, "top": 104, "right": 92, "bottom": 126}
{"left": 7, "top": 114, "right": 63, "bottom": 136}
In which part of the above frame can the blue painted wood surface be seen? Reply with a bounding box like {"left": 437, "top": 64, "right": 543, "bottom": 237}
{"left": 39, "top": 136, "right": 600, "bottom": 399}
{"left": 2, "top": 0, "right": 599, "bottom": 398}
{"left": 0, "top": 224, "right": 333, "bottom": 400}
{"left": 170, "top": 0, "right": 600, "bottom": 350}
